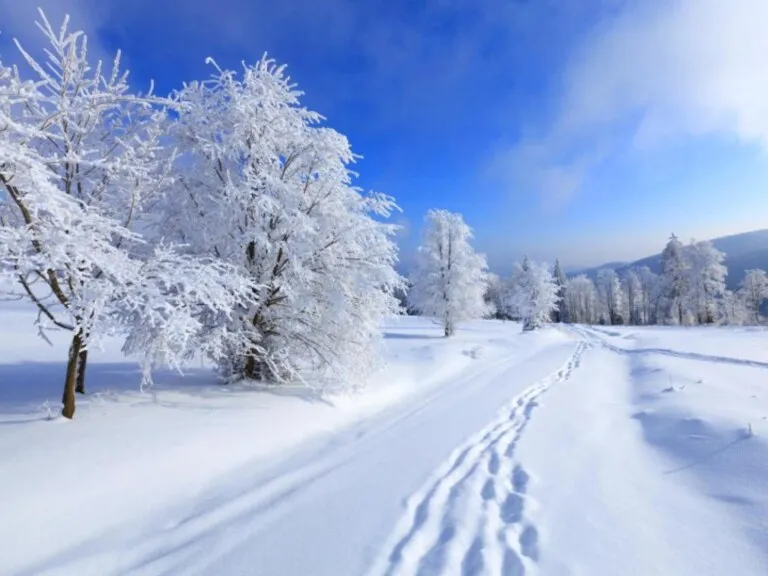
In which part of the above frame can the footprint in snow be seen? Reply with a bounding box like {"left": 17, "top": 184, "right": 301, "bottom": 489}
{"left": 519, "top": 524, "right": 540, "bottom": 561}
{"left": 488, "top": 452, "right": 500, "bottom": 476}
{"left": 482, "top": 478, "right": 496, "bottom": 501}
{"left": 500, "top": 493, "right": 524, "bottom": 524}
{"left": 512, "top": 465, "right": 529, "bottom": 494}
{"left": 461, "top": 536, "right": 484, "bottom": 576}
{"left": 504, "top": 440, "right": 517, "bottom": 458}
{"left": 502, "top": 549, "right": 525, "bottom": 576}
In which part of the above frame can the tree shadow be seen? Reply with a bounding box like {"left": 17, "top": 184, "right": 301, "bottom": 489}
{"left": 0, "top": 360, "right": 335, "bottom": 423}
{"left": 0, "top": 361, "right": 141, "bottom": 413}
{"left": 631, "top": 410, "right": 752, "bottom": 475}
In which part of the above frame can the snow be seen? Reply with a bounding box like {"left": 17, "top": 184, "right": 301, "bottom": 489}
{"left": 521, "top": 326, "right": 768, "bottom": 575}
{"left": 3, "top": 309, "right": 768, "bottom": 575}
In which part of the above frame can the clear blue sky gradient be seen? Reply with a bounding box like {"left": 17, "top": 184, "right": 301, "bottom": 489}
{"left": 1, "top": 0, "right": 766, "bottom": 271}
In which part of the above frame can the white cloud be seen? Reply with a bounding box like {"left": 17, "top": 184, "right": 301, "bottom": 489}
{"left": 495, "top": 0, "right": 768, "bottom": 201}
{"left": 565, "top": 0, "right": 768, "bottom": 141}
{"left": 488, "top": 138, "right": 609, "bottom": 209}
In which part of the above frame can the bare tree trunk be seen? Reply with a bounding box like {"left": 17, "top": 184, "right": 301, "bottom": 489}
{"left": 62, "top": 331, "right": 83, "bottom": 419}
{"left": 75, "top": 348, "right": 88, "bottom": 394}
{"left": 443, "top": 315, "right": 454, "bottom": 337}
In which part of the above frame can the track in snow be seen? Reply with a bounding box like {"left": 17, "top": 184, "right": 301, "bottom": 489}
{"left": 370, "top": 341, "right": 588, "bottom": 576}
{"left": 572, "top": 325, "right": 768, "bottom": 370}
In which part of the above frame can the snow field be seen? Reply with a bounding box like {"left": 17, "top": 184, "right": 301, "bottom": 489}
{"left": 3, "top": 314, "right": 768, "bottom": 575}
{"left": 518, "top": 325, "right": 768, "bottom": 575}
{"left": 0, "top": 315, "right": 570, "bottom": 575}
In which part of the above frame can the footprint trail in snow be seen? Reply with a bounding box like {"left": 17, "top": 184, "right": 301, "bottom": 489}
{"left": 370, "top": 341, "right": 588, "bottom": 576}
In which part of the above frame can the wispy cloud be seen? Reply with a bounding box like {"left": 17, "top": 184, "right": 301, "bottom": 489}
{"left": 487, "top": 138, "right": 609, "bottom": 210}
{"left": 493, "top": 0, "right": 768, "bottom": 203}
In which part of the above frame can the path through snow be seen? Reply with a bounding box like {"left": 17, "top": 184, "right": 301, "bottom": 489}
{"left": 371, "top": 342, "right": 588, "bottom": 576}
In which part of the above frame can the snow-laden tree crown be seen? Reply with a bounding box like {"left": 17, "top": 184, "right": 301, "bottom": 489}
{"left": 0, "top": 11, "right": 403, "bottom": 417}
{"left": 408, "top": 209, "right": 489, "bottom": 337}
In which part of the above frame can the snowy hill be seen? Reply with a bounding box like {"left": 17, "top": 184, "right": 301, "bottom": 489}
{"left": 575, "top": 229, "right": 768, "bottom": 288}
{"left": 3, "top": 308, "right": 768, "bottom": 575}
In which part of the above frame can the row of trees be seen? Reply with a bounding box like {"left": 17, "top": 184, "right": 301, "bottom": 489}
{"left": 502, "top": 234, "right": 768, "bottom": 328}
{"left": 405, "top": 214, "right": 768, "bottom": 337}
{"left": 0, "top": 13, "right": 403, "bottom": 418}
{"left": 405, "top": 210, "right": 559, "bottom": 334}
{"left": 561, "top": 235, "right": 768, "bottom": 327}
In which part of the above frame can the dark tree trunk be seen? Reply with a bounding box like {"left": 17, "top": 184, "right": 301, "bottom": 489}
{"left": 242, "top": 332, "right": 276, "bottom": 381}
{"left": 253, "top": 359, "right": 270, "bottom": 381}
{"left": 244, "top": 354, "right": 256, "bottom": 380}
{"left": 62, "top": 331, "right": 83, "bottom": 419}
{"left": 244, "top": 356, "right": 275, "bottom": 381}
{"left": 75, "top": 348, "right": 88, "bottom": 394}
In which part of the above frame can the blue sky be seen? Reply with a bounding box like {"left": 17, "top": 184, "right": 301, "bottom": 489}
{"left": 1, "top": 0, "right": 767, "bottom": 271}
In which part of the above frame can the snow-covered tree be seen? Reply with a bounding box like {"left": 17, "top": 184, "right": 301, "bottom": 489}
{"left": 163, "top": 56, "right": 403, "bottom": 387}
{"left": 661, "top": 233, "right": 689, "bottom": 324}
{"left": 552, "top": 259, "right": 568, "bottom": 323}
{"left": 502, "top": 258, "right": 528, "bottom": 321}
{"left": 739, "top": 269, "right": 768, "bottom": 325}
{"left": 565, "top": 275, "right": 599, "bottom": 324}
{"left": 720, "top": 289, "right": 748, "bottom": 326}
{"left": 484, "top": 272, "right": 505, "bottom": 319}
{"left": 635, "top": 266, "right": 662, "bottom": 325}
{"left": 622, "top": 269, "right": 642, "bottom": 325}
{"left": 686, "top": 240, "right": 727, "bottom": 324}
{"left": 596, "top": 269, "right": 625, "bottom": 325}
{"left": 0, "top": 12, "right": 249, "bottom": 418}
{"left": 408, "top": 209, "right": 489, "bottom": 336}
{"left": 507, "top": 260, "right": 559, "bottom": 331}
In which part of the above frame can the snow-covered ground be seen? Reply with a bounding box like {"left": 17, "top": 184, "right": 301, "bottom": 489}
{"left": 2, "top": 310, "right": 768, "bottom": 575}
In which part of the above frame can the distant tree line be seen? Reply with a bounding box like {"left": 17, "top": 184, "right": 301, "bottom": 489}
{"left": 489, "top": 234, "right": 767, "bottom": 328}
{"left": 400, "top": 210, "right": 768, "bottom": 336}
